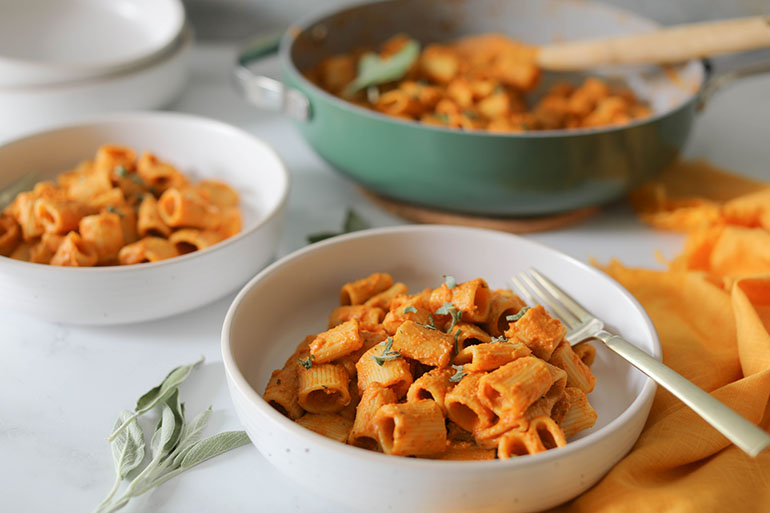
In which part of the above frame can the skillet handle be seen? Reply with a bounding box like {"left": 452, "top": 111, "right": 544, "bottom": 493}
{"left": 234, "top": 31, "right": 311, "bottom": 122}
{"left": 698, "top": 60, "right": 770, "bottom": 110}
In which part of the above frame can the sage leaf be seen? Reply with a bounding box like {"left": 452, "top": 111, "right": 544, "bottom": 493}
{"left": 307, "top": 209, "right": 369, "bottom": 244}
{"left": 180, "top": 431, "right": 251, "bottom": 469}
{"left": 150, "top": 403, "right": 179, "bottom": 458}
{"left": 107, "top": 357, "right": 203, "bottom": 441}
{"left": 111, "top": 410, "right": 145, "bottom": 479}
{"left": 343, "top": 39, "right": 420, "bottom": 97}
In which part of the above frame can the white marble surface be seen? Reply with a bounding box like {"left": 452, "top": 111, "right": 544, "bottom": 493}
{"left": 1, "top": 39, "right": 769, "bottom": 513}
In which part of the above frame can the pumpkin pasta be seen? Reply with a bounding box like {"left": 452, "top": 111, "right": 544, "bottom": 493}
{"left": 306, "top": 33, "right": 652, "bottom": 132}
{"left": 263, "top": 273, "right": 598, "bottom": 460}
{"left": 0, "top": 144, "right": 242, "bottom": 266}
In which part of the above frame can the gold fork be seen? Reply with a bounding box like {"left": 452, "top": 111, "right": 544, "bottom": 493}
{"left": 512, "top": 268, "right": 770, "bottom": 458}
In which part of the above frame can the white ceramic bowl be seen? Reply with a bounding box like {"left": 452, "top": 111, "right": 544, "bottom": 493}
{"left": 0, "top": 112, "right": 289, "bottom": 325}
{"left": 222, "top": 226, "right": 660, "bottom": 513}
{"left": 0, "top": 26, "right": 192, "bottom": 144}
{"left": 0, "top": 0, "right": 185, "bottom": 87}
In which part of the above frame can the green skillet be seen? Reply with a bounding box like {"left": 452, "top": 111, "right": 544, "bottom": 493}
{"left": 235, "top": 0, "right": 721, "bottom": 216}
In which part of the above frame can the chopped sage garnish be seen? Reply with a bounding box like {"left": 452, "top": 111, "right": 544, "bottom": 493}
{"left": 443, "top": 274, "right": 457, "bottom": 289}
{"left": 307, "top": 208, "right": 369, "bottom": 244}
{"left": 114, "top": 165, "right": 128, "bottom": 177}
{"left": 435, "top": 302, "right": 462, "bottom": 332}
{"left": 453, "top": 329, "right": 463, "bottom": 355}
{"left": 403, "top": 306, "right": 418, "bottom": 314}
{"left": 506, "top": 306, "right": 531, "bottom": 323}
{"left": 343, "top": 39, "right": 420, "bottom": 98}
{"left": 372, "top": 337, "right": 400, "bottom": 366}
{"left": 449, "top": 365, "right": 467, "bottom": 383}
{"left": 298, "top": 356, "right": 313, "bottom": 370}
{"left": 106, "top": 206, "right": 125, "bottom": 218}
{"left": 490, "top": 335, "right": 509, "bottom": 344}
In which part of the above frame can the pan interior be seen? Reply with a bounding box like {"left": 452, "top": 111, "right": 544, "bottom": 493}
{"left": 288, "top": 0, "right": 704, "bottom": 117}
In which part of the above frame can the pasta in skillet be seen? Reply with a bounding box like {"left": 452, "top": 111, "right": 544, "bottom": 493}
{"left": 0, "top": 145, "right": 242, "bottom": 266}
{"left": 306, "top": 33, "right": 652, "bottom": 132}
{"left": 264, "top": 273, "right": 598, "bottom": 460}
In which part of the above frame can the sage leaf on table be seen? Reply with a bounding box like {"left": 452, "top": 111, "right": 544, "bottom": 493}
{"left": 107, "top": 357, "right": 203, "bottom": 441}
{"left": 98, "top": 411, "right": 145, "bottom": 507}
{"left": 93, "top": 359, "right": 250, "bottom": 513}
{"left": 343, "top": 39, "right": 421, "bottom": 97}
{"left": 307, "top": 208, "right": 370, "bottom": 243}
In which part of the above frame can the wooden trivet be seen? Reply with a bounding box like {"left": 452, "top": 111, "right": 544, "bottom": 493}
{"left": 363, "top": 189, "right": 600, "bottom": 234}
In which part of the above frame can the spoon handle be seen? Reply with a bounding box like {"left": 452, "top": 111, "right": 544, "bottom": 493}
{"left": 538, "top": 16, "right": 770, "bottom": 71}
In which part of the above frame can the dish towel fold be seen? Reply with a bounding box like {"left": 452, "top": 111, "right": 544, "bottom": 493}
{"left": 553, "top": 160, "right": 770, "bottom": 513}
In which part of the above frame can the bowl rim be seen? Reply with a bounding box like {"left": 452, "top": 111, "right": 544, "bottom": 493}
{"left": 0, "top": 110, "right": 291, "bottom": 273}
{"left": 0, "top": 0, "right": 186, "bottom": 75}
{"left": 279, "top": 0, "right": 706, "bottom": 140}
{"left": 0, "top": 23, "right": 193, "bottom": 94}
{"left": 221, "top": 224, "right": 660, "bottom": 469}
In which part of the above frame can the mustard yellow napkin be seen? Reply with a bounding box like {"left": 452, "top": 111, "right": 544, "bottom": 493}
{"left": 552, "top": 160, "right": 770, "bottom": 512}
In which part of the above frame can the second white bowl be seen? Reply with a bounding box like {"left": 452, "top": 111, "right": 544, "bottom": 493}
{"left": 222, "top": 226, "right": 660, "bottom": 513}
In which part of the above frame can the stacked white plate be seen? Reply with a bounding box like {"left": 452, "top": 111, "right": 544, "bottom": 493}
{"left": 0, "top": 0, "right": 190, "bottom": 141}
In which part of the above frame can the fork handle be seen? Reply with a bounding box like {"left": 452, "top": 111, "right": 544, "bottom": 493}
{"left": 596, "top": 330, "right": 770, "bottom": 457}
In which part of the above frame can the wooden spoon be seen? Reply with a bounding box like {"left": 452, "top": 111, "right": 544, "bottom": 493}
{"left": 537, "top": 16, "right": 770, "bottom": 71}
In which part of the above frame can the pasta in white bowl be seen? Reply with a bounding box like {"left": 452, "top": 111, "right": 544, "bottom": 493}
{"left": 222, "top": 225, "right": 660, "bottom": 513}
{"left": 0, "top": 112, "right": 289, "bottom": 324}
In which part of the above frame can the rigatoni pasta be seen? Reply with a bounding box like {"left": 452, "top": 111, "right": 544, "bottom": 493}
{"left": 0, "top": 144, "right": 242, "bottom": 266}
{"left": 306, "top": 33, "right": 652, "bottom": 132}
{"left": 263, "top": 273, "right": 598, "bottom": 460}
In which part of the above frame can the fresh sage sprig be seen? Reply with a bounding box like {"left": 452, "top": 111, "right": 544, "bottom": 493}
{"left": 94, "top": 359, "right": 250, "bottom": 513}
{"left": 506, "top": 306, "right": 531, "bottom": 323}
{"left": 307, "top": 208, "right": 369, "bottom": 244}
{"left": 435, "top": 301, "right": 462, "bottom": 331}
{"left": 343, "top": 39, "right": 420, "bottom": 98}
{"left": 107, "top": 357, "right": 203, "bottom": 442}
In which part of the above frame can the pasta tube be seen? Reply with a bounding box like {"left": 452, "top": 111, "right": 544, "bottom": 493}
{"left": 548, "top": 341, "right": 596, "bottom": 393}
{"left": 295, "top": 414, "right": 353, "bottom": 443}
{"left": 477, "top": 357, "right": 566, "bottom": 418}
{"left": 392, "top": 320, "right": 455, "bottom": 368}
{"left": 504, "top": 304, "right": 567, "bottom": 360}
{"left": 136, "top": 152, "right": 188, "bottom": 193}
{"left": 482, "top": 289, "right": 528, "bottom": 337}
{"left": 328, "top": 305, "right": 385, "bottom": 330}
{"left": 79, "top": 212, "right": 125, "bottom": 264}
{"left": 297, "top": 363, "right": 351, "bottom": 414}
{"left": 445, "top": 372, "right": 496, "bottom": 432}
{"left": 0, "top": 215, "right": 21, "bottom": 256}
{"left": 356, "top": 343, "right": 412, "bottom": 398}
{"left": 363, "top": 282, "right": 409, "bottom": 310}
{"left": 137, "top": 195, "right": 171, "bottom": 238}
{"left": 118, "top": 237, "right": 179, "bottom": 265}
{"left": 447, "top": 322, "right": 492, "bottom": 352}
{"left": 374, "top": 400, "right": 447, "bottom": 456}
{"left": 158, "top": 187, "right": 220, "bottom": 230}
{"left": 340, "top": 272, "right": 394, "bottom": 305}
{"left": 169, "top": 229, "right": 224, "bottom": 254}
{"left": 453, "top": 341, "right": 531, "bottom": 372}
{"left": 559, "top": 387, "right": 597, "bottom": 438}
{"left": 309, "top": 319, "right": 363, "bottom": 364}
{"left": 50, "top": 232, "right": 98, "bottom": 267}
{"left": 35, "top": 199, "right": 89, "bottom": 234}
{"left": 196, "top": 180, "right": 239, "bottom": 207}
{"left": 406, "top": 367, "right": 455, "bottom": 414}
{"left": 348, "top": 383, "right": 397, "bottom": 450}
{"left": 264, "top": 365, "right": 304, "bottom": 420}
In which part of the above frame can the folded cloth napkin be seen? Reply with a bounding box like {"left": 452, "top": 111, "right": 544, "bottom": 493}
{"left": 553, "top": 160, "right": 770, "bottom": 512}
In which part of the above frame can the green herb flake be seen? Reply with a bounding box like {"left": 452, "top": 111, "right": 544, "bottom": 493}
{"left": 343, "top": 40, "right": 421, "bottom": 98}
{"left": 114, "top": 165, "right": 128, "bottom": 177}
{"left": 506, "top": 306, "right": 531, "bottom": 323}
{"left": 307, "top": 208, "right": 369, "bottom": 244}
{"left": 403, "top": 306, "right": 418, "bottom": 314}
{"left": 372, "top": 337, "right": 401, "bottom": 366}
{"left": 298, "top": 356, "right": 313, "bottom": 370}
{"left": 453, "top": 329, "right": 463, "bottom": 355}
{"left": 130, "top": 174, "right": 144, "bottom": 186}
{"left": 490, "top": 335, "right": 509, "bottom": 344}
{"left": 435, "top": 113, "right": 450, "bottom": 124}
{"left": 435, "top": 302, "right": 462, "bottom": 331}
{"left": 443, "top": 274, "right": 457, "bottom": 289}
{"left": 106, "top": 206, "right": 125, "bottom": 218}
{"left": 449, "top": 365, "right": 467, "bottom": 383}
